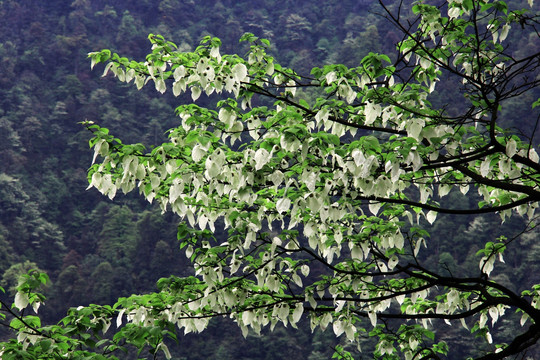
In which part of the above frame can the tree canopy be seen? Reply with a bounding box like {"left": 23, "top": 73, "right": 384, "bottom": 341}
{"left": 2, "top": 0, "right": 540, "bottom": 359}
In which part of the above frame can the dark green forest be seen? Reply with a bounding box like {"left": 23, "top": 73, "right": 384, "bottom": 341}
{"left": 0, "top": 0, "right": 539, "bottom": 359}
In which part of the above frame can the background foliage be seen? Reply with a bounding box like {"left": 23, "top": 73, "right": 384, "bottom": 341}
{"left": 0, "top": 1, "right": 397, "bottom": 358}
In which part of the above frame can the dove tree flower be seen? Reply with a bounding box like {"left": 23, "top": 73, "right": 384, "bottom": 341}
{"left": 2, "top": 1, "right": 540, "bottom": 359}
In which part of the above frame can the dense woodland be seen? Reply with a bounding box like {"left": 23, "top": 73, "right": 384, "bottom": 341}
{"left": 0, "top": 0, "right": 539, "bottom": 359}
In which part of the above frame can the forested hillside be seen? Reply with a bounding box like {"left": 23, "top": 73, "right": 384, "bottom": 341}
{"left": 0, "top": 0, "right": 539, "bottom": 359}
{"left": 0, "top": 1, "right": 393, "bottom": 358}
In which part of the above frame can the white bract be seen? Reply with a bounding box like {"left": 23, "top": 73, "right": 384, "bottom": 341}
{"left": 80, "top": 2, "right": 540, "bottom": 359}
